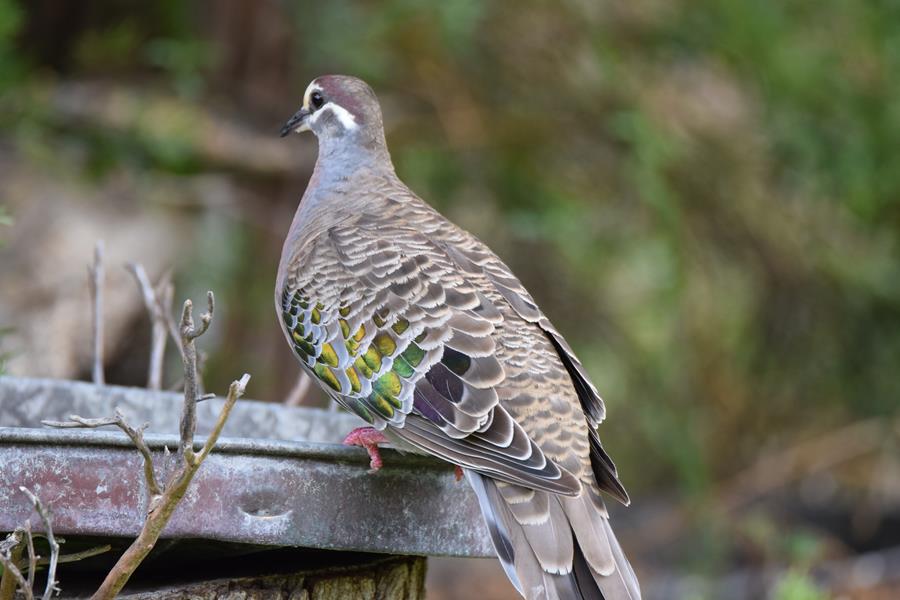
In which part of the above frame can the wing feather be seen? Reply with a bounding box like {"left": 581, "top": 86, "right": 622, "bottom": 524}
{"left": 278, "top": 219, "right": 582, "bottom": 494}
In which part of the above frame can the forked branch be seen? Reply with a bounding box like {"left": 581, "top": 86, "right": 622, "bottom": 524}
{"left": 126, "top": 263, "right": 178, "bottom": 390}
{"left": 0, "top": 529, "right": 29, "bottom": 600}
{"left": 179, "top": 292, "right": 214, "bottom": 458}
{"left": 43, "top": 410, "right": 162, "bottom": 500}
{"left": 0, "top": 487, "right": 64, "bottom": 600}
{"left": 19, "top": 487, "right": 60, "bottom": 600}
{"left": 43, "top": 290, "right": 249, "bottom": 600}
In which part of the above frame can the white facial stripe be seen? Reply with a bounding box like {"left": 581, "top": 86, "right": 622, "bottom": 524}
{"left": 309, "top": 103, "right": 359, "bottom": 131}
{"left": 303, "top": 82, "right": 323, "bottom": 109}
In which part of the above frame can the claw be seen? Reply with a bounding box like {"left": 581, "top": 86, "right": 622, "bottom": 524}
{"left": 343, "top": 426, "right": 389, "bottom": 471}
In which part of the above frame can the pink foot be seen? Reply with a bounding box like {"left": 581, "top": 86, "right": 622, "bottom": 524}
{"left": 343, "top": 427, "right": 389, "bottom": 471}
{"left": 454, "top": 465, "right": 464, "bottom": 482}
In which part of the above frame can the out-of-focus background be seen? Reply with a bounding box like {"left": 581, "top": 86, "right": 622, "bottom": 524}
{"left": 1, "top": 1, "right": 898, "bottom": 598}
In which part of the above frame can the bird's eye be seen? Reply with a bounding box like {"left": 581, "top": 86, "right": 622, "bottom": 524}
{"left": 310, "top": 91, "right": 325, "bottom": 110}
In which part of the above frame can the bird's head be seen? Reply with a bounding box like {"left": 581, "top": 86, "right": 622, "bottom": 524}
{"left": 280, "top": 75, "right": 385, "bottom": 150}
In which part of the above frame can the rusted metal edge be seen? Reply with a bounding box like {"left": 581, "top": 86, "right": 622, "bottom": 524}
{"left": 0, "top": 377, "right": 495, "bottom": 558}
{"left": 0, "top": 427, "right": 444, "bottom": 469}
{"left": 0, "top": 375, "right": 363, "bottom": 443}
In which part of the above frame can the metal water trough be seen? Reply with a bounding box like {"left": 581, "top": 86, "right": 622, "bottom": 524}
{"left": 0, "top": 376, "right": 493, "bottom": 561}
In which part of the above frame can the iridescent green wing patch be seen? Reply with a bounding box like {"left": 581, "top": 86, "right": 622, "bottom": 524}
{"left": 338, "top": 304, "right": 438, "bottom": 422}
{"left": 281, "top": 288, "right": 323, "bottom": 367}
{"left": 282, "top": 287, "right": 436, "bottom": 423}
{"left": 280, "top": 229, "right": 505, "bottom": 432}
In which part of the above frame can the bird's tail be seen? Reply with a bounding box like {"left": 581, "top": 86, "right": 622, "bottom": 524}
{"left": 465, "top": 471, "right": 640, "bottom": 600}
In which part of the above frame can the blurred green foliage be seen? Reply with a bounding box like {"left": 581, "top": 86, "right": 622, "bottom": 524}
{"left": 0, "top": 0, "right": 23, "bottom": 89}
{"left": 285, "top": 0, "right": 900, "bottom": 493}
{"left": 772, "top": 570, "right": 828, "bottom": 600}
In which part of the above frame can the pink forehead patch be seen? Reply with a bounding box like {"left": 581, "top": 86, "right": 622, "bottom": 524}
{"left": 313, "top": 75, "right": 368, "bottom": 124}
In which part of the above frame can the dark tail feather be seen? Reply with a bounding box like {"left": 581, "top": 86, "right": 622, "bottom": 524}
{"left": 572, "top": 540, "right": 608, "bottom": 600}
{"left": 465, "top": 470, "right": 640, "bottom": 600}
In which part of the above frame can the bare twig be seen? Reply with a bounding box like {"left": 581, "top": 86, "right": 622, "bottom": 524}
{"left": 19, "top": 487, "right": 59, "bottom": 600}
{"left": 125, "top": 263, "right": 171, "bottom": 390}
{"left": 179, "top": 293, "right": 214, "bottom": 458}
{"left": 284, "top": 371, "right": 312, "bottom": 407}
{"left": 183, "top": 292, "right": 214, "bottom": 341}
{"left": 89, "top": 371, "right": 250, "bottom": 599}
{"left": 43, "top": 415, "right": 118, "bottom": 428}
{"left": 158, "top": 283, "right": 183, "bottom": 363}
{"left": 45, "top": 288, "right": 249, "bottom": 600}
{"left": 157, "top": 273, "right": 176, "bottom": 360}
{"left": 0, "top": 549, "right": 31, "bottom": 600}
{"left": 23, "top": 522, "right": 35, "bottom": 592}
{"left": 0, "top": 507, "right": 112, "bottom": 600}
{"left": 88, "top": 240, "right": 105, "bottom": 385}
{"left": 0, "top": 529, "right": 26, "bottom": 600}
{"left": 125, "top": 262, "right": 184, "bottom": 380}
{"left": 40, "top": 545, "right": 111, "bottom": 566}
{"left": 196, "top": 350, "right": 208, "bottom": 396}
{"left": 194, "top": 374, "right": 251, "bottom": 465}
{"left": 0, "top": 530, "right": 22, "bottom": 555}
{"left": 42, "top": 410, "right": 162, "bottom": 500}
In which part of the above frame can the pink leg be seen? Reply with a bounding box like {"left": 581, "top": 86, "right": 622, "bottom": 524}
{"left": 454, "top": 465, "right": 464, "bottom": 482}
{"left": 343, "top": 427, "right": 389, "bottom": 471}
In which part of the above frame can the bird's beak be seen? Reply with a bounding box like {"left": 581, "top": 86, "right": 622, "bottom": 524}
{"left": 279, "top": 107, "right": 311, "bottom": 137}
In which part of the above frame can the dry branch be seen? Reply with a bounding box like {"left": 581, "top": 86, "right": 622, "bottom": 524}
{"left": 156, "top": 275, "right": 176, "bottom": 370}
{"left": 0, "top": 549, "right": 31, "bottom": 600}
{"left": 126, "top": 263, "right": 180, "bottom": 390}
{"left": 179, "top": 293, "right": 213, "bottom": 458}
{"left": 88, "top": 240, "right": 105, "bottom": 385}
{"left": 0, "top": 531, "right": 22, "bottom": 556}
{"left": 43, "top": 411, "right": 162, "bottom": 501}
{"left": 43, "top": 545, "right": 111, "bottom": 566}
{"left": 126, "top": 263, "right": 165, "bottom": 389}
{"left": 0, "top": 529, "right": 28, "bottom": 600}
{"left": 0, "top": 488, "right": 76, "bottom": 600}
{"left": 19, "top": 487, "right": 60, "bottom": 600}
{"left": 23, "top": 522, "right": 35, "bottom": 592}
{"left": 44, "top": 291, "right": 250, "bottom": 599}
{"left": 89, "top": 373, "right": 249, "bottom": 599}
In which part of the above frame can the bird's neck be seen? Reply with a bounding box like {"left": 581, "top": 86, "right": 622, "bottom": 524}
{"left": 317, "top": 126, "right": 392, "bottom": 171}
{"left": 313, "top": 139, "right": 393, "bottom": 190}
{"left": 283, "top": 142, "right": 398, "bottom": 253}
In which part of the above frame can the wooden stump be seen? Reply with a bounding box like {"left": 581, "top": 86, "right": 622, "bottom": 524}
{"left": 117, "top": 555, "right": 426, "bottom": 600}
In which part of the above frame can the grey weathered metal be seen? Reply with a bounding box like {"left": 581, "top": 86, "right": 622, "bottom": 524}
{"left": 0, "top": 376, "right": 493, "bottom": 558}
